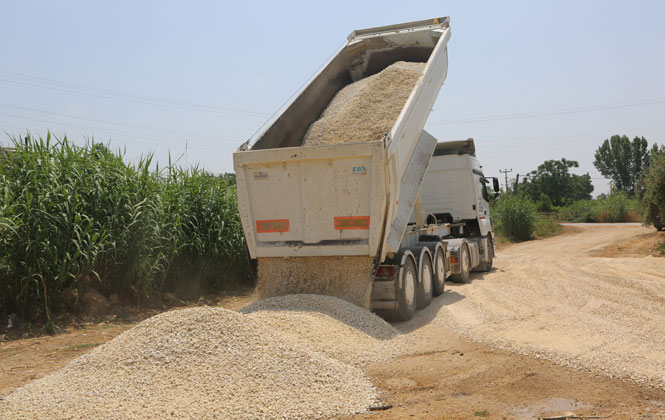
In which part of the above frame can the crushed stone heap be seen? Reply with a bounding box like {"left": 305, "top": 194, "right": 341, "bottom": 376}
{"left": 1, "top": 296, "right": 410, "bottom": 420}
{"left": 302, "top": 61, "right": 425, "bottom": 146}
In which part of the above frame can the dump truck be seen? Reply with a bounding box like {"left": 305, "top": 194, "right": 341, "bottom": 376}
{"left": 233, "top": 17, "right": 497, "bottom": 321}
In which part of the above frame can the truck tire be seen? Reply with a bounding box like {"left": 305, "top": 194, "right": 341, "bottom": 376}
{"left": 375, "top": 256, "right": 418, "bottom": 321}
{"left": 417, "top": 254, "right": 433, "bottom": 309}
{"left": 476, "top": 236, "right": 494, "bottom": 272}
{"left": 432, "top": 244, "right": 446, "bottom": 296}
{"left": 390, "top": 256, "right": 418, "bottom": 321}
{"left": 450, "top": 243, "right": 470, "bottom": 283}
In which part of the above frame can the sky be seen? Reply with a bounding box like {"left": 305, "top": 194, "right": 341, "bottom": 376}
{"left": 2, "top": 0, "right": 664, "bottom": 196}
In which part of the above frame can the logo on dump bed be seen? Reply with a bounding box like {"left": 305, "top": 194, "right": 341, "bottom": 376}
{"left": 253, "top": 171, "right": 268, "bottom": 180}
{"left": 352, "top": 165, "right": 366, "bottom": 174}
{"left": 256, "top": 219, "right": 289, "bottom": 233}
{"left": 334, "top": 216, "right": 370, "bottom": 230}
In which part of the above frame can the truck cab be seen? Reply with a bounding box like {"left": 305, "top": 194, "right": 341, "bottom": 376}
{"left": 420, "top": 139, "right": 493, "bottom": 238}
{"left": 418, "top": 139, "right": 496, "bottom": 277}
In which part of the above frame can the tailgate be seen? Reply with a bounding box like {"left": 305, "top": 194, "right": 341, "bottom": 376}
{"left": 234, "top": 141, "right": 387, "bottom": 258}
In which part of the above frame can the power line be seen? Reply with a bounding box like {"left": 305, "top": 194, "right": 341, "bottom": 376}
{"left": 0, "top": 70, "right": 271, "bottom": 118}
{"left": 0, "top": 102, "right": 236, "bottom": 143}
{"left": 0, "top": 112, "right": 238, "bottom": 152}
{"left": 427, "top": 97, "right": 665, "bottom": 125}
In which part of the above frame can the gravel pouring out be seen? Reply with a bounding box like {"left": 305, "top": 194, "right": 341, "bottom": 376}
{"left": 257, "top": 256, "right": 375, "bottom": 308}
{"left": 0, "top": 297, "right": 404, "bottom": 420}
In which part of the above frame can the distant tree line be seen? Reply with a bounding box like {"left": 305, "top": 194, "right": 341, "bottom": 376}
{"left": 496, "top": 134, "right": 664, "bottom": 232}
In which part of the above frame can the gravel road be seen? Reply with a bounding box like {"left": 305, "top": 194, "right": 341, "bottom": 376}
{"left": 430, "top": 224, "right": 665, "bottom": 388}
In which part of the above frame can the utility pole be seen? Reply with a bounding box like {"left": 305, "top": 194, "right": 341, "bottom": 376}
{"left": 514, "top": 173, "right": 520, "bottom": 193}
{"left": 499, "top": 168, "right": 513, "bottom": 192}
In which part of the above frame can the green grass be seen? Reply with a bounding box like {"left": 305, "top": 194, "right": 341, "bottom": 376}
{"left": 474, "top": 410, "right": 489, "bottom": 417}
{"left": 658, "top": 241, "right": 665, "bottom": 255}
{"left": 557, "top": 191, "right": 641, "bottom": 223}
{"left": 0, "top": 134, "right": 250, "bottom": 326}
{"left": 534, "top": 217, "right": 562, "bottom": 238}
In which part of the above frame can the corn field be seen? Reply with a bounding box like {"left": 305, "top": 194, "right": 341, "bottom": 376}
{"left": 0, "top": 134, "right": 249, "bottom": 327}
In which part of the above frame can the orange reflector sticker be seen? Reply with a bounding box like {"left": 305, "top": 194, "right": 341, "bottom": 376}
{"left": 256, "top": 219, "right": 289, "bottom": 233}
{"left": 334, "top": 216, "right": 370, "bottom": 230}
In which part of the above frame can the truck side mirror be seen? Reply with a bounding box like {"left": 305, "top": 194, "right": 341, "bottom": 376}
{"left": 492, "top": 178, "right": 500, "bottom": 192}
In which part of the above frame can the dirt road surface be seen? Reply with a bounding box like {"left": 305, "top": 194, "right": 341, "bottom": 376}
{"left": 434, "top": 224, "right": 665, "bottom": 387}
{"left": 352, "top": 224, "right": 665, "bottom": 419}
{"left": 2, "top": 224, "right": 665, "bottom": 419}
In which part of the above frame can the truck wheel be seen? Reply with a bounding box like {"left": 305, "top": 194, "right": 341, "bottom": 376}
{"left": 432, "top": 245, "right": 446, "bottom": 296}
{"left": 450, "top": 243, "right": 470, "bottom": 283}
{"left": 476, "top": 236, "right": 494, "bottom": 272}
{"left": 391, "top": 256, "right": 418, "bottom": 321}
{"left": 417, "top": 254, "right": 433, "bottom": 309}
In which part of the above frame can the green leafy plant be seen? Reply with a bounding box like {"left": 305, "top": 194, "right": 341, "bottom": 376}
{"left": 640, "top": 148, "right": 665, "bottom": 230}
{"left": 492, "top": 194, "right": 537, "bottom": 241}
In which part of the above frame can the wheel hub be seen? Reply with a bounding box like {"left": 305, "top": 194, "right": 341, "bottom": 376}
{"left": 404, "top": 270, "right": 415, "bottom": 306}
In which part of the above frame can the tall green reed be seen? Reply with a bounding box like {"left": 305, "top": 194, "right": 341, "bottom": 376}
{"left": 0, "top": 134, "right": 249, "bottom": 328}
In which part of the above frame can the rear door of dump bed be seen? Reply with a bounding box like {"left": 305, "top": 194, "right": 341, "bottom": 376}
{"left": 234, "top": 141, "right": 387, "bottom": 258}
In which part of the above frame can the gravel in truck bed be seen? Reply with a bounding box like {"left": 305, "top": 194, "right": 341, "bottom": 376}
{"left": 302, "top": 61, "right": 425, "bottom": 146}
{"left": 0, "top": 300, "right": 397, "bottom": 420}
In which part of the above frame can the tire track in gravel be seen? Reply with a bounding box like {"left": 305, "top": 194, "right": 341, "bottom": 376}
{"left": 431, "top": 225, "right": 665, "bottom": 388}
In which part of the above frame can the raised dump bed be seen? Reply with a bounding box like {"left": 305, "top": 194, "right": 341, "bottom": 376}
{"left": 234, "top": 17, "right": 451, "bottom": 266}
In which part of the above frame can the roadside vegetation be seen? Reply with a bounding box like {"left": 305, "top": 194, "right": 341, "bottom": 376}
{"left": 492, "top": 134, "right": 664, "bottom": 242}
{"left": 0, "top": 134, "right": 250, "bottom": 330}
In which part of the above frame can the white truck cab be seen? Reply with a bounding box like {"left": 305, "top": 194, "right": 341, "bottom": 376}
{"left": 421, "top": 139, "right": 494, "bottom": 237}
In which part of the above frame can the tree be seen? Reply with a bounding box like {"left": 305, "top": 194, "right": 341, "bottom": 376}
{"left": 520, "top": 158, "right": 594, "bottom": 206}
{"left": 640, "top": 145, "right": 665, "bottom": 230}
{"left": 593, "top": 135, "right": 653, "bottom": 195}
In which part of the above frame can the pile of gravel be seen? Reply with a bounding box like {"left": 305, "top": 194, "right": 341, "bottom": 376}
{"left": 302, "top": 61, "right": 425, "bottom": 146}
{"left": 241, "top": 294, "right": 410, "bottom": 366}
{"left": 257, "top": 256, "right": 375, "bottom": 308}
{"left": 0, "top": 304, "right": 387, "bottom": 420}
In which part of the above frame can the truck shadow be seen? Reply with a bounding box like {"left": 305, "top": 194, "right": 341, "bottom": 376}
{"left": 391, "top": 267, "right": 499, "bottom": 333}
{"left": 391, "top": 289, "right": 465, "bottom": 333}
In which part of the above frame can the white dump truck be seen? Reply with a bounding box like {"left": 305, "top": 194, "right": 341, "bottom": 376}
{"left": 234, "top": 17, "right": 498, "bottom": 320}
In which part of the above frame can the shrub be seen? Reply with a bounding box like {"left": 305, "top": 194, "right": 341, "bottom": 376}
{"left": 535, "top": 192, "right": 554, "bottom": 213}
{"left": 558, "top": 200, "right": 599, "bottom": 222}
{"left": 492, "top": 194, "right": 537, "bottom": 241}
{"left": 597, "top": 190, "right": 640, "bottom": 223}
{"left": 558, "top": 191, "right": 640, "bottom": 223}
{"left": 641, "top": 151, "right": 665, "bottom": 230}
